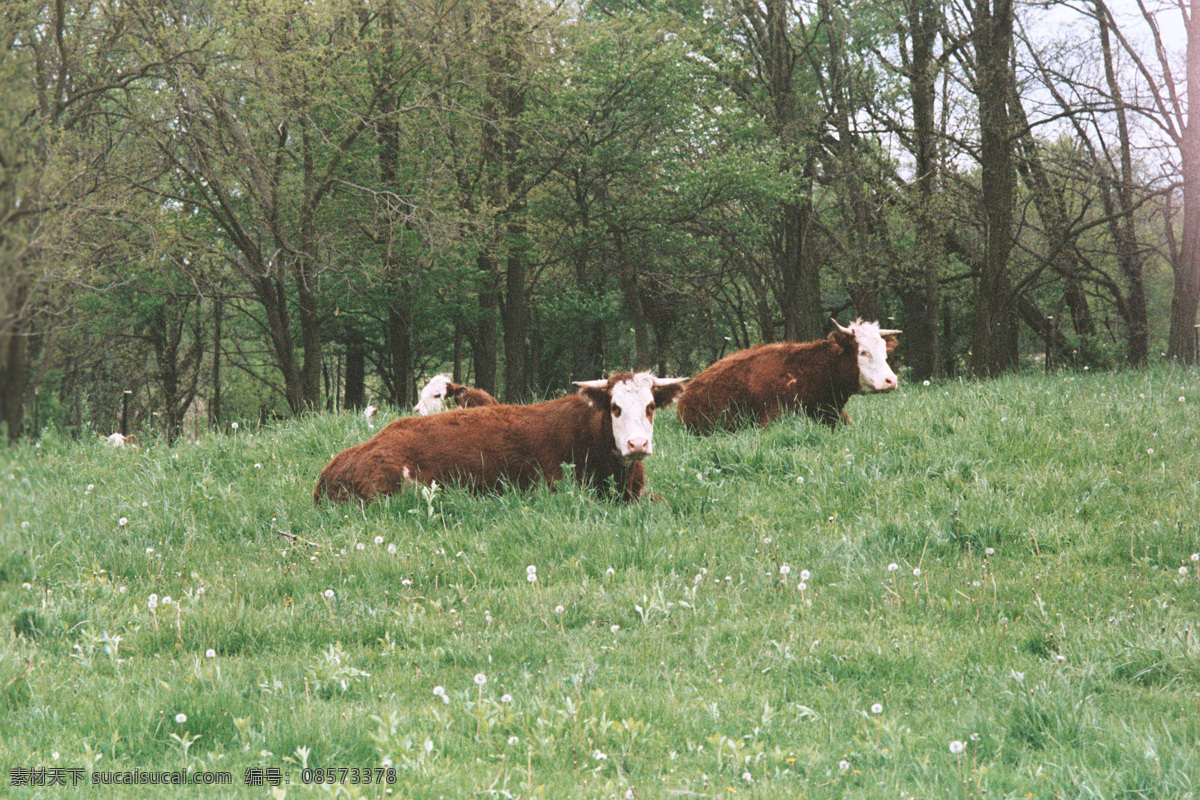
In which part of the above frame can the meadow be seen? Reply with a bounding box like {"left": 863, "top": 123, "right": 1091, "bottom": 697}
{"left": 2, "top": 368, "right": 1199, "bottom": 799}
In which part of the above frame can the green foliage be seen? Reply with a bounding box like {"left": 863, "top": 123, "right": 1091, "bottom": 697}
{"left": 2, "top": 369, "right": 1199, "bottom": 796}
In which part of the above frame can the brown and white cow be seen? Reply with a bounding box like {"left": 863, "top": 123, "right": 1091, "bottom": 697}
{"left": 675, "top": 318, "right": 900, "bottom": 433}
{"left": 414, "top": 374, "right": 499, "bottom": 416}
{"left": 315, "top": 372, "right": 687, "bottom": 504}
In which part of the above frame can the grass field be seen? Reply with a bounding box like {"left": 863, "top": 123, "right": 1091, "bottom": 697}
{"left": 2, "top": 368, "right": 1200, "bottom": 799}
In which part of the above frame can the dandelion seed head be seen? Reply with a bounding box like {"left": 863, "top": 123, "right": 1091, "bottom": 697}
{"left": 985, "top": 547, "right": 995, "bottom": 556}
{"left": 118, "top": 517, "right": 128, "bottom": 527}
{"left": 887, "top": 563, "right": 899, "bottom": 572}
{"left": 838, "top": 760, "right": 850, "bottom": 771}
{"left": 206, "top": 649, "right": 216, "bottom": 658}
{"left": 508, "top": 736, "right": 519, "bottom": 745}
{"left": 779, "top": 564, "right": 791, "bottom": 576}
{"left": 175, "top": 713, "right": 187, "bottom": 724}
{"left": 527, "top": 573, "right": 537, "bottom": 583}
{"left": 800, "top": 569, "right": 811, "bottom": 581}
{"left": 797, "top": 582, "right": 807, "bottom": 592}
{"left": 949, "top": 740, "right": 965, "bottom": 754}
{"left": 1179, "top": 566, "right": 1188, "bottom": 576}
{"left": 870, "top": 703, "right": 883, "bottom": 714}
{"left": 230, "top": 421, "right": 238, "bottom": 430}
{"left": 611, "top": 624, "right": 620, "bottom": 633}
{"left": 387, "top": 543, "right": 397, "bottom": 555}
{"left": 501, "top": 693, "right": 513, "bottom": 704}
{"left": 555, "top": 604, "right": 564, "bottom": 614}
{"left": 374, "top": 536, "right": 384, "bottom": 545}
{"left": 526, "top": 565, "right": 537, "bottom": 575}
{"left": 474, "top": 673, "right": 487, "bottom": 686}
{"left": 324, "top": 589, "right": 334, "bottom": 599}
{"left": 433, "top": 685, "right": 445, "bottom": 697}
{"left": 356, "top": 542, "right": 364, "bottom": 550}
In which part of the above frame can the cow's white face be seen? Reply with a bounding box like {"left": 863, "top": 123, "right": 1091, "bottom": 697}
{"left": 850, "top": 321, "right": 899, "bottom": 394}
{"left": 415, "top": 374, "right": 453, "bottom": 416}
{"left": 576, "top": 373, "right": 687, "bottom": 463}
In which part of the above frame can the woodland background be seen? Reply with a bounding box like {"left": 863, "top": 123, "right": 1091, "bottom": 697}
{"left": 1, "top": 0, "right": 1197, "bottom": 443}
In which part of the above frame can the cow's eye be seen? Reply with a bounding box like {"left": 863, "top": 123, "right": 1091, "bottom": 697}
{"left": 646, "top": 403, "right": 655, "bottom": 417}
{"left": 612, "top": 405, "right": 622, "bottom": 418}
{"left": 860, "top": 350, "right": 869, "bottom": 358}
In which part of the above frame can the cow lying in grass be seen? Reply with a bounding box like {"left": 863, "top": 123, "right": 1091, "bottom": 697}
{"left": 315, "top": 372, "right": 687, "bottom": 504}
{"left": 414, "top": 374, "right": 498, "bottom": 416}
{"left": 676, "top": 318, "right": 900, "bottom": 432}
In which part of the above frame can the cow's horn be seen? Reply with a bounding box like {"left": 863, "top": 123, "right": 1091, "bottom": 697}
{"left": 878, "top": 328, "right": 902, "bottom": 336}
{"left": 831, "top": 317, "right": 854, "bottom": 335}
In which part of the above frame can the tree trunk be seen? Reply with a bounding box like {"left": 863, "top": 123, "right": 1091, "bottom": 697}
{"left": 1010, "top": 85, "right": 1096, "bottom": 347}
{"left": 1166, "top": 1, "right": 1200, "bottom": 362}
{"left": 253, "top": 274, "right": 303, "bottom": 413}
{"left": 0, "top": 325, "right": 29, "bottom": 444}
{"left": 969, "top": 0, "right": 1019, "bottom": 377}
{"left": 901, "top": 0, "right": 944, "bottom": 380}
{"left": 762, "top": 0, "right": 823, "bottom": 343}
{"left": 211, "top": 293, "right": 222, "bottom": 427}
{"left": 344, "top": 329, "right": 366, "bottom": 410}
{"left": 503, "top": 228, "right": 529, "bottom": 401}
{"left": 615, "top": 230, "right": 653, "bottom": 371}
{"left": 474, "top": 257, "right": 500, "bottom": 395}
{"left": 387, "top": 301, "right": 414, "bottom": 408}
{"left": 780, "top": 195, "right": 824, "bottom": 342}
{"left": 1096, "top": 1, "right": 1147, "bottom": 364}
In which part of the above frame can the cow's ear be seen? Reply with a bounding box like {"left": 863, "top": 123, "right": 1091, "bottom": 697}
{"left": 651, "top": 377, "right": 688, "bottom": 408}
{"left": 449, "top": 382, "right": 467, "bottom": 398}
{"left": 883, "top": 335, "right": 899, "bottom": 354}
{"left": 574, "top": 379, "right": 610, "bottom": 410}
{"left": 831, "top": 330, "right": 856, "bottom": 351}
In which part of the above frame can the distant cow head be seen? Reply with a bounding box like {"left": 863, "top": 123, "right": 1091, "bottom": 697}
{"left": 575, "top": 372, "right": 688, "bottom": 463}
{"left": 831, "top": 318, "right": 900, "bottom": 394}
{"left": 415, "top": 374, "right": 455, "bottom": 416}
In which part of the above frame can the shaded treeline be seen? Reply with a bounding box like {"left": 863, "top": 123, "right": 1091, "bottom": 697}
{"left": 1, "top": 0, "right": 1196, "bottom": 443}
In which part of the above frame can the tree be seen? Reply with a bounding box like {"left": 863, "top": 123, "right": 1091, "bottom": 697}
{"left": 148, "top": 1, "right": 383, "bottom": 413}
{"left": 967, "top": 0, "right": 1019, "bottom": 376}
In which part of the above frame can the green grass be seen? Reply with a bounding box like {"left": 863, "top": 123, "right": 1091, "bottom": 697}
{"left": 2, "top": 368, "right": 1199, "bottom": 798}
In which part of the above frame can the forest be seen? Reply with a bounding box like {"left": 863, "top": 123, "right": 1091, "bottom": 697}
{"left": 1, "top": 0, "right": 1196, "bottom": 443}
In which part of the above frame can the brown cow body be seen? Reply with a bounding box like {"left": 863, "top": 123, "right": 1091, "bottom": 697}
{"left": 316, "top": 372, "right": 685, "bottom": 504}
{"left": 676, "top": 319, "right": 899, "bottom": 433}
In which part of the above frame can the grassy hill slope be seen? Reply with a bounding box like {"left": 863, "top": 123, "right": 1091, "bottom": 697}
{"left": 2, "top": 368, "right": 1199, "bottom": 798}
